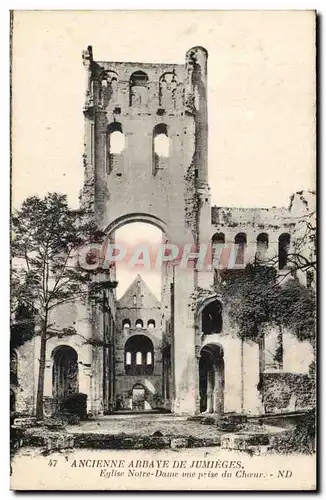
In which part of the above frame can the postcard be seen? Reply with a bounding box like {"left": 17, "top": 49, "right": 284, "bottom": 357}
{"left": 10, "top": 10, "right": 316, "bottom": 491}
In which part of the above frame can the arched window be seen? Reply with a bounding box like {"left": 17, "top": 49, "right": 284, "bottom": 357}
{"left": 129, "top": 71, "right": 149, "bottom": 106}
{"left": 153, "top": 123, "right": 170, "bottom": 174}
{"left": 100, "top": 71, "right": 118, "bottom": 107}
{"left": 159, "top": 72, "right": 178, "bottom": 110}
{"left": 133, "top": 295, "right": 137, "bottom": 306}
{"left": 107, "top": 122, "right": 125, "bottom": 154}
{"left": 125, "top": 352, "right": 132, "bottom": 365}
{"left": 256, "top": 233, "right": 269, "bottom": 262}
{"left": 212, "top": 232, "right": 225, "bottom": 244}
{"left": 124, "top": 335, "right": 154, "bottom": 375}
{"left": 201, "top": 300, "right": 223, "bottom": 335}
{"left": 234, "top": 233, "right": 247, "bottom": 266}
{"left": 279, "top": 233, "right": 291, "bottom": 270}
{"left": 147, "top": 319, "right": 155, "bottom": 329}
{"left": 153, "top": 124, "right": 170, "bottom": 157}
{"left": 135, "top": 319, "right": 143, "bottom": 329}
{"left": 136, "top": 352, "right": 142, "bottom": 365}
{"left": 106, "top": 122, "right": 125, "bottom": 173}
{"left": 123, "top": 319, "right": 131, "bottom": 330}
{"left": 211, "top": 232, "right": 225, "bottom": 265}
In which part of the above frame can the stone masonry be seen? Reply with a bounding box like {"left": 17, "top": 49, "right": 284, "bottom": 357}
{"left": 14, "top": 46, "right": 315, "bottom": 418}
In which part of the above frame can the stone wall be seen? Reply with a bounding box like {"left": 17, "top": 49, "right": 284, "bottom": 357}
{"left": 114, "top": 275, "right": 164, "bottom": 410}
{"left": 211, "top": 205, "right": 296, "bottom": 269}
{"left": 15, "top": 340, "right": 36, "bottom": 415}
{"left": 114, "top": 326, "right": 163, "bottom": 410}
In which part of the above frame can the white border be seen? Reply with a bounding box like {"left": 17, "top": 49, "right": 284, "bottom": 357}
{"left": 2, "top": 3, "right": 323, "bottom": 499}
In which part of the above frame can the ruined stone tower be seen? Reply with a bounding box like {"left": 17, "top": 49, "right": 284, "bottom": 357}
{"left": 81, "top": 45, "right": 211, "bottom": 414}
{"left": 12, "top": 47, "right": 315, "bottom": 419}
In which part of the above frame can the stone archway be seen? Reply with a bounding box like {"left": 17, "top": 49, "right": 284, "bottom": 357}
{"left": 104, "top": 212, "right": 169, "bottom": 239}
{"left": 132, "top": 384, "right": 146, "bottom": 411}
{"left": 52, "top": 346, "right": 79, "bottom": 400}
{"left": 199, "top": 343, "right": 224, "bottom": 414}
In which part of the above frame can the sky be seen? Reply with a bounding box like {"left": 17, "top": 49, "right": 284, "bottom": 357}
{"left": 11, "top": 10, "right": 316, "bottom": 297}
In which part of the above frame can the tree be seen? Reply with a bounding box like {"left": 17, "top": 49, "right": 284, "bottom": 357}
{"left": 11, "top": 193, "right": 107, "bottom": 418}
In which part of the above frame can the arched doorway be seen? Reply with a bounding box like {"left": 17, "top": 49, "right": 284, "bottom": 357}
{"left": 132, "top": 384, "right": 146, "bottom": 411}
{"left": 199, "top": 344, "right": 224, "bottom": 414}
{"left": 201, "top": 299, "right": 223, "bottom": 334}
{"left": 52, "top": 346, "right": 79, "bottom": 400}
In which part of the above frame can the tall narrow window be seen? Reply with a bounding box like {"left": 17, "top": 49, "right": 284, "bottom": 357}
{"left": 212, "top": 232, "right": 225, "bottom": 266}
{"left": 129, "top": 71, "right": 149, "bottom": 106}
{"left": 106, "top": 122, "right": 125, "bottom": 173}
{"left": 256, "top": 233, "right": 269, "bottom": 262}
{"left": 234, "top": 233, "right": 247, "bottom": 266}
{"left": 212, "top": 232, "right": 226, "bottom": 284}
{"left": 153, "top": 123, "right": 170, "bottom": 174}
{"left": 146, "top": 352, "right": 152, "bottom": 365}
{"left": 136, "top": 352, "right": 142, "bottom": 365}
{"left": 159, "top": 72, "right": 178, "bottom": 110}
{"left": 133, "top": 294, "right": 137, "bottom": 306}
{"left": 125, "top": 352, "right": 132, "bottom": 365}
{"left": 108, "top": 122, "right": 125, "bottom": 154}
{"left": 279, "top": 233, "right": 291, "bottom": 270}
{"left": 123, "top": 319, "right": 131, "bottom": 330}
{"left": 153, "top": 124, "right": 170, "bottom": 157}
{"left": 100, "top": 71, "right": 118, "bottom": 107}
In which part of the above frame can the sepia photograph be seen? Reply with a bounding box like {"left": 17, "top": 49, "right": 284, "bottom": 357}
{"left": 10, "top": 10, "right": 316, "bottom": 490}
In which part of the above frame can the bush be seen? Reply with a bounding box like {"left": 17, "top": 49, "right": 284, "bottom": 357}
{"left": 269, "top": 409, "right": 316, "bottom": 454}
{"left": 59, "top": 393, "right": 88, "bottom": 421}
{"left": 44, "top": 416, "right": 66, "bottom": 430}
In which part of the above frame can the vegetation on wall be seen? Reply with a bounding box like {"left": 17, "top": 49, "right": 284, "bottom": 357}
{"left": 220, "top": 264, "right": 316, "bottom": 348}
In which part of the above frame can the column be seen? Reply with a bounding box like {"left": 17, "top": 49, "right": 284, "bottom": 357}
{"left": 206, "top": 370, "right": 214, "bottom": 413}
{"left": 195, "top": 345, "right": 201, "bottom": 414}
{"left": 213, "top": 365, "right": 221, "bottom": 414}
{"left": 242, "top": 340, "right": 263, "bottom": 415}
{"left": 173, "top": 266, "right": 197, "bottom": 415}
